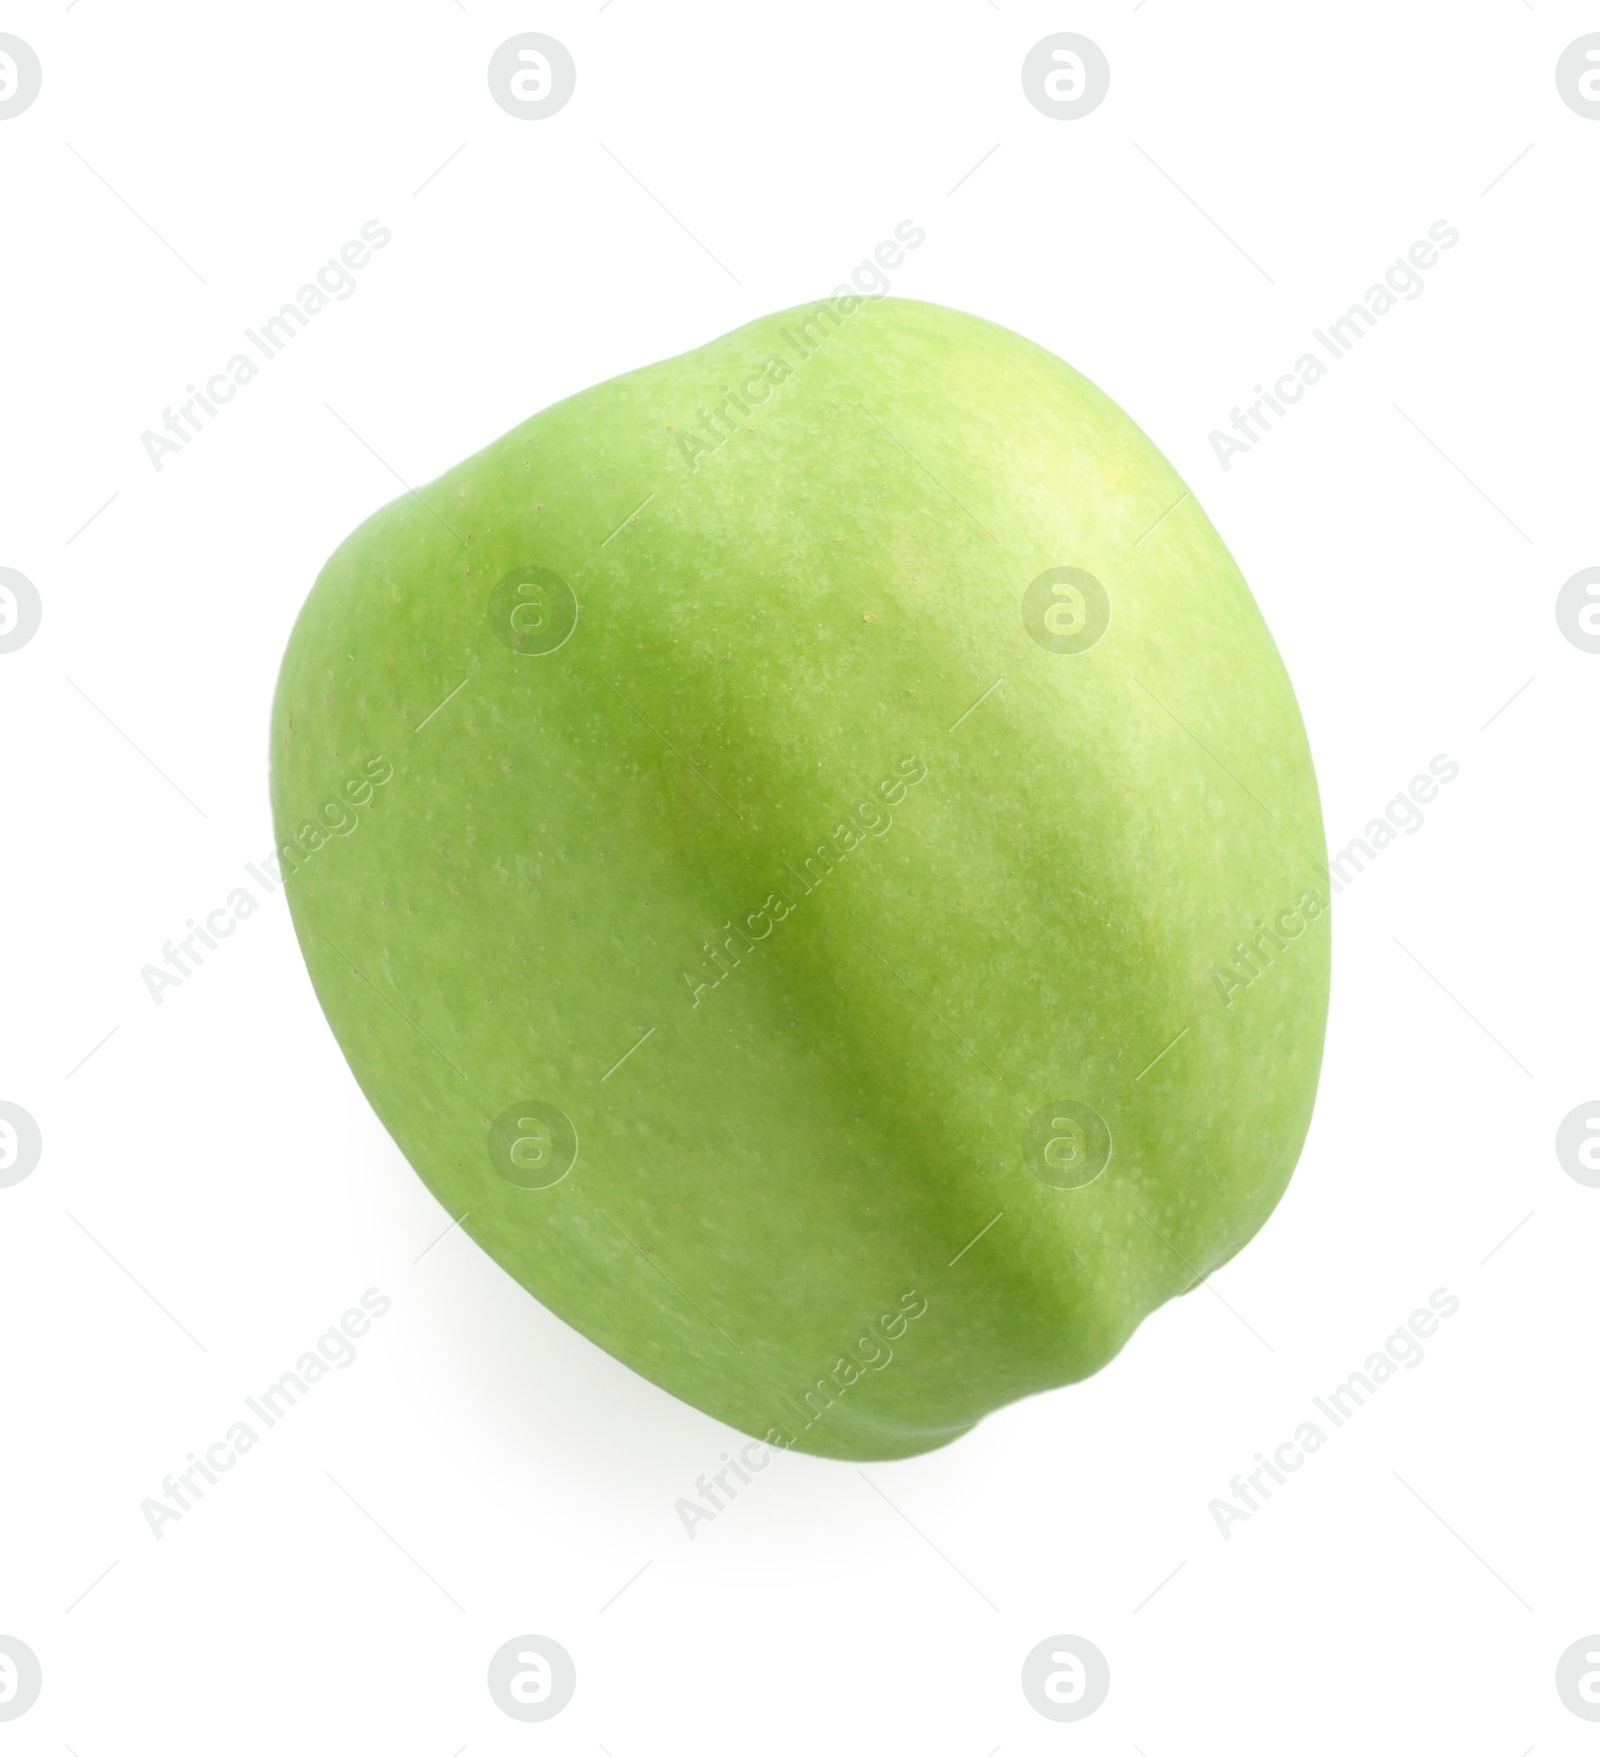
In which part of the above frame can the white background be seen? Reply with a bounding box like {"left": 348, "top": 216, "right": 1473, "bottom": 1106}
{"left": 3, "top": 3, "right": 1597, "bottom": 1751}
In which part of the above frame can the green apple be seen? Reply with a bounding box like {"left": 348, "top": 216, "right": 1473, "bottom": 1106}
{"left": 270, "top": 296, "right": 1328, "bottom": 1460}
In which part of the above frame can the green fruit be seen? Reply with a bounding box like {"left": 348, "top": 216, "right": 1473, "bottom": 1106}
{"left": 270, "top": 296, "right": 1328, "bottom": 1461}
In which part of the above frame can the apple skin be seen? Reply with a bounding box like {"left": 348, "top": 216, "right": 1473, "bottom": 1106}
{"left": 270, "top": 296, "right": 1328, "bottom": 1461}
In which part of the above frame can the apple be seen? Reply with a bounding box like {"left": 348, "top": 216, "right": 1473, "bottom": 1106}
{"left": 270, "top": 296, "right": 1328, "bottom": 1460}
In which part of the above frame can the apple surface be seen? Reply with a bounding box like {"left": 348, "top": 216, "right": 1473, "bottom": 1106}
{"left": 270, "top": 296, "right": 1329, "bottom": 1460}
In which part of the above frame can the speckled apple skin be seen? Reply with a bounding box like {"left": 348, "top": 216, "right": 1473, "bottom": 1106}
{"left": 270, "top": 297, "right": 1328, "bottom": 1460}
